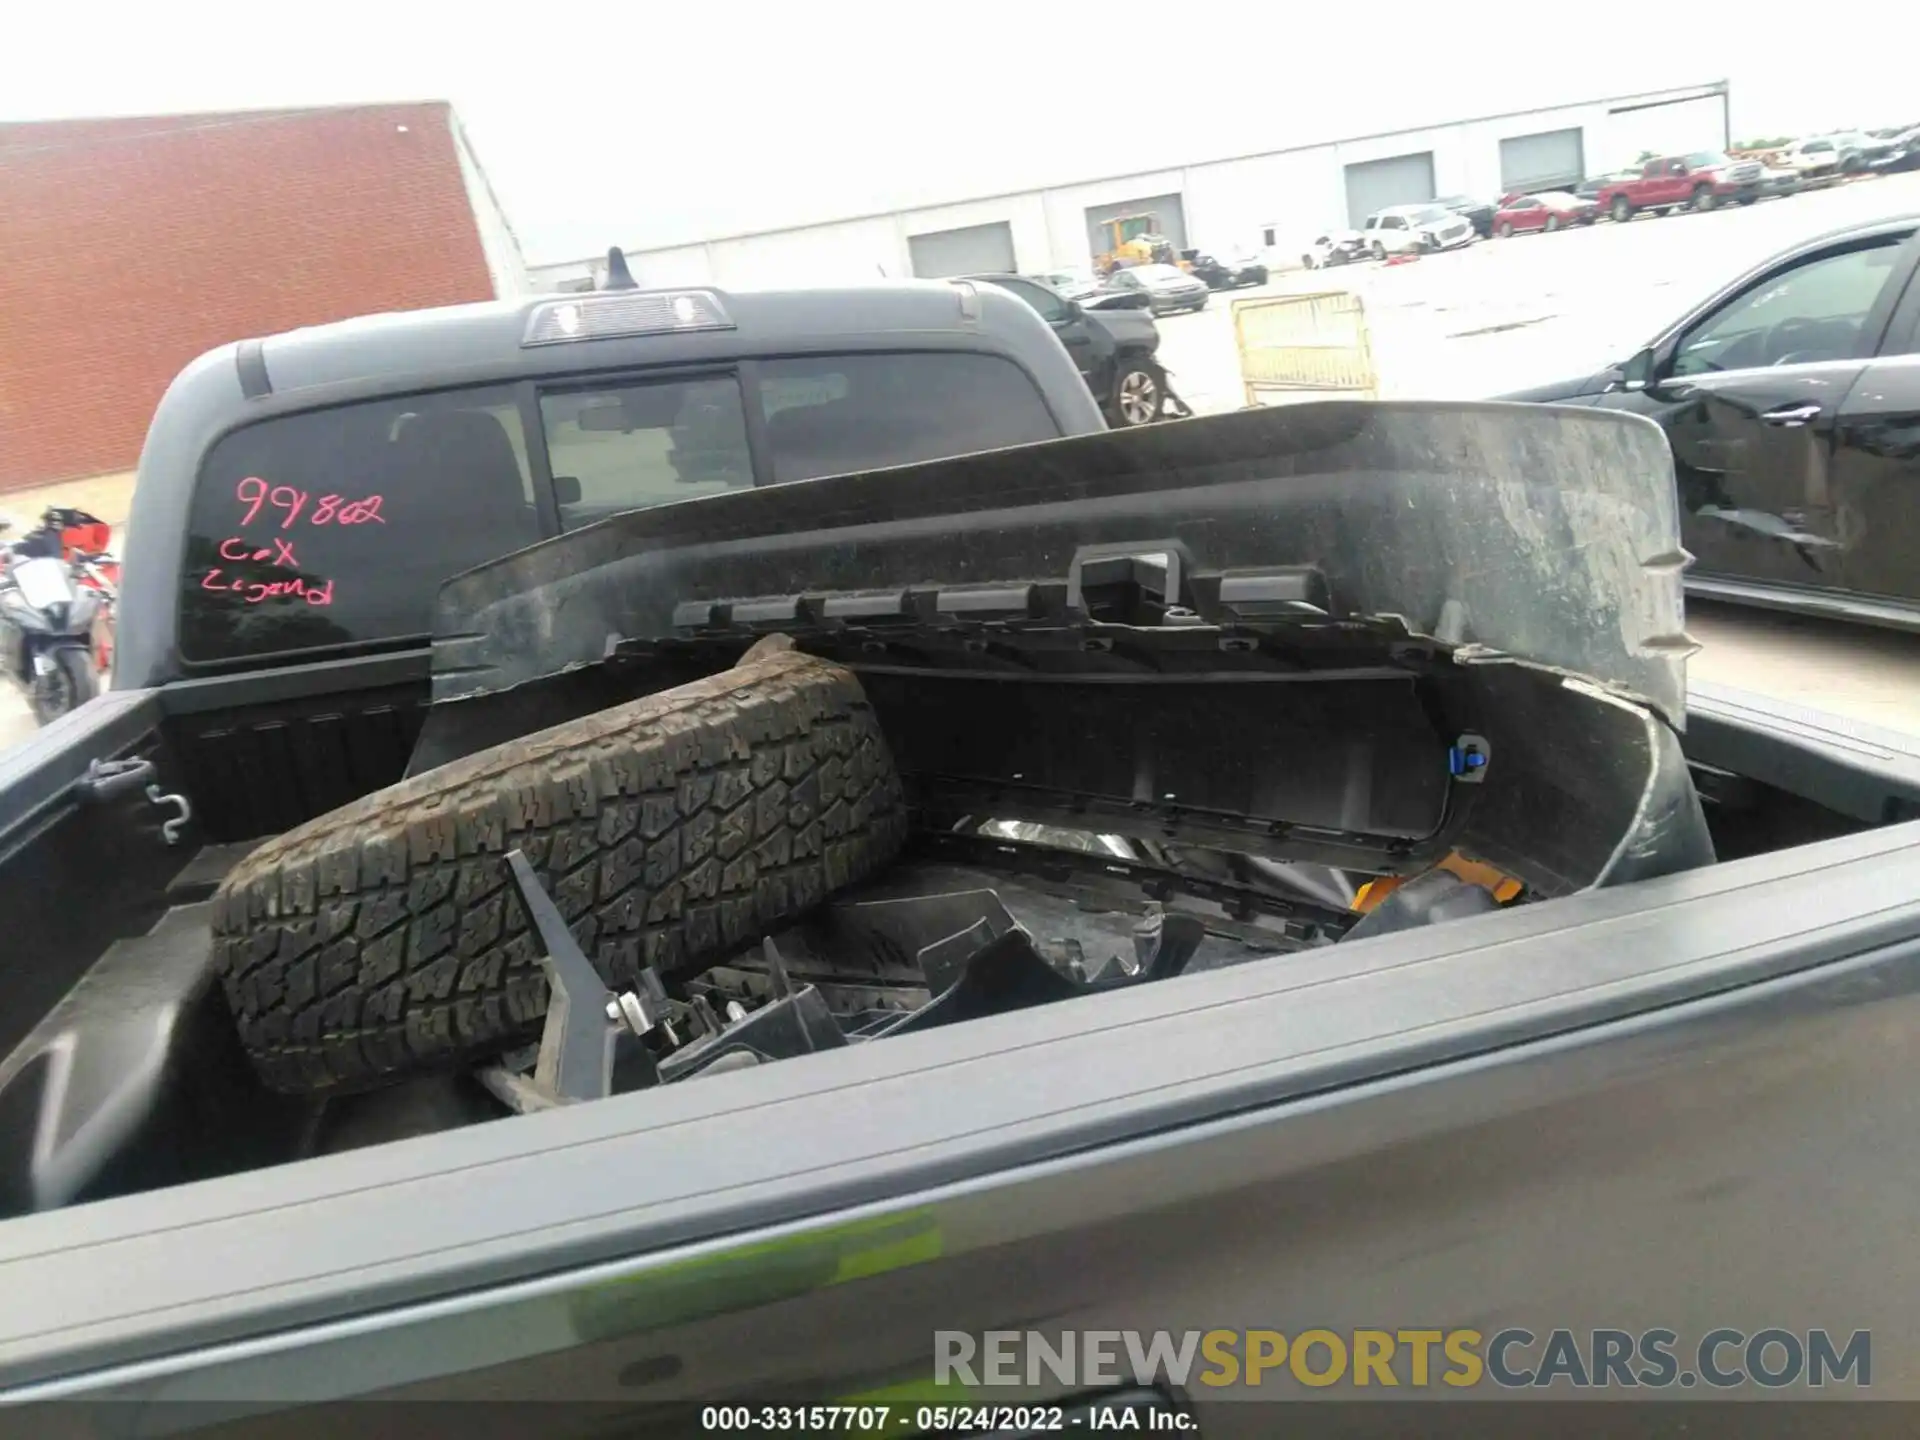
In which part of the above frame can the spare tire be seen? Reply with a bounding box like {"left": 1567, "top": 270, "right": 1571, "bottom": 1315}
{"left": 212, "top": 645, "right": 908, "bottom": 1095}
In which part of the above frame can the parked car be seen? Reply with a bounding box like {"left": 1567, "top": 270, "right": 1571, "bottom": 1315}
{"left": 1181, "top": 249, "right": 1269, "bottom": 290}
{"left": 1360, "top": 203, "right": 1476, "bottom": 259}
{"left": 1030, "top": 268, "right": 1103, "bottom": 301}
{"left": 1103, "top": 262, "right": 1210, "bottom": 315}
{"left": 970, "top": 272, "right": 1171, "bottom": 426}
{"left": 1573, "top": 169, "right": 1636, "bottom": 201}
{"left": 1491, "top": 190, "right": 1598, "bottom": 236}
{"left": 1434, "top": 193, "right": 1498, "bottom": 238}
{"left": 1302, "top": 229, "right": 1368, "bottom": 269}
{"left": 1500, "top": 211, "right": 1920, "bottom": 632}
{"left": 1863, "top": 128, "right": 1920, "bottom": 173}
{"left": 1596, "top": 152, "right": 1767, "bottom": 222}
{"left": 1778, "top": 136, "right": 1844, "bottom": 182}
{"left": 1824, "top": 131, "right": 1886, "bottom": 173}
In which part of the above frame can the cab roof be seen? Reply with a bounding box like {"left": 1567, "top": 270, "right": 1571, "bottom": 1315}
{"left": 227, "top": 280, "right": 1040, "bottom": 399}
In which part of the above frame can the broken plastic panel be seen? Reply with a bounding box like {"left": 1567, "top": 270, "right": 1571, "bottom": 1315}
{"left": 426, "top": 402, "right": 1693, "bottom": 726}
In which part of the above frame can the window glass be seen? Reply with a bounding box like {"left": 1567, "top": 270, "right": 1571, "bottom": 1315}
{"left": 179, "top": 387, "right": 541, "bottom": 662}
{"left": 988, "top": 277, "right": 1069, "bottom": 323}
{"left": 1671, "top": 241, "right": 1904, "bottom": 376}
{"left": 540, "top": 376, "right": 753, "bottom": 531}
{"left": 756, "top": 353, "right": 1061, "bottom": 485}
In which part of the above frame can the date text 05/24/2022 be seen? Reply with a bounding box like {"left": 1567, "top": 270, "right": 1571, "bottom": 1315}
{"left": 699, "top": 1404, "right": 1190, "bottom": 1433}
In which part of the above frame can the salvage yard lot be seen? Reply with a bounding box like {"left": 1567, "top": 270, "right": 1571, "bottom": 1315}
{"left": 1154, "top": 169, "right": 1920, "bottom": 413}
{"left": 6, "top": 175, "right": 1920, "bottom": 755}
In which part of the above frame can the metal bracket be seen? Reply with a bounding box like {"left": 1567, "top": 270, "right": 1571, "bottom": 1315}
{"left": 74, "top": 758, "right": 193, "bottom": 844}
{"left": 76, "top": 757, "right": 153, "bottom": 802}
{"left": 145, "top": 785, "right": 192, "bottom": 845}
{"left": 659, "top": 967, "right": 849, "bottom": 1084}
{"left": 503, "top": 849, "right": 661, "bottom": 1105}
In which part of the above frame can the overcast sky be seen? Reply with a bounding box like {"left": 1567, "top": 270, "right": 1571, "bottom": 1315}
{"left": 6, "top": 1, "right": 1914, "bottom": 264}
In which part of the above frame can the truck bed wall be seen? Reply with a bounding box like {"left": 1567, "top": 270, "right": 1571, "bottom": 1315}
{"left": 0, "top": 660, "right": 433, "bottom": 1060}
{"left": 0, "top": 699, "right": 186, "bottom": 1061}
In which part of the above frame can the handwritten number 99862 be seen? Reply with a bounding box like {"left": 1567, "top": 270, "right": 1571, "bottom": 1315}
{"left": 235, "top": 477, "right": 386, "bottom": 528}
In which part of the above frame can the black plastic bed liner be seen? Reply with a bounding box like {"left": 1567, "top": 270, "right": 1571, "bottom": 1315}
{"left": 0, "top": 840, "right": 292, "bottom": 1218}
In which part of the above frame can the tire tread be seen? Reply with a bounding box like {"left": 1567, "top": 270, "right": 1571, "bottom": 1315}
{"left": 211, "top": 649, "right": 908, "bottom": 1094}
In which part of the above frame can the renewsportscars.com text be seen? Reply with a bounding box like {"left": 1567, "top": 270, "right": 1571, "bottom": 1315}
{"left": 934, "top": 1327, "right": 1871, "bottom": 1391}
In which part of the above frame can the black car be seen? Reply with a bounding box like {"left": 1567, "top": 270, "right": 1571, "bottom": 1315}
{"left": 1435, "top": 193, "right": 1498, "bottom": 238}
{"left": 1181, "top": 249, "right": 1270, "bottom": 290}
{"left": 966, "top": 272, "right": 1171, "bottom": 426}
{"left": 1501, "top": 212, "right": 1920, "bottom": 631}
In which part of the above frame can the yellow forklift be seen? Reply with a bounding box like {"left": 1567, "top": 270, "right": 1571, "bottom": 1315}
{"left": 1094, "top": 214, "right": 1190, "bottom": 274}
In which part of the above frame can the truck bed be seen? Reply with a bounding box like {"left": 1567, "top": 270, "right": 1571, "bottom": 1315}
{"left": 2, "top": 671, "right": 1915, "bottom": 1224}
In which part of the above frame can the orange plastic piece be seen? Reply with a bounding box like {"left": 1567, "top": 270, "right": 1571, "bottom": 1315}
{"left": 1350, "top": 852, "right": 1523, "bottom": 912}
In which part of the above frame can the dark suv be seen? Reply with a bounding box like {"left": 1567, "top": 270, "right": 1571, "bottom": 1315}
{"left": 964, "top": 272, "right": 1168, "bottom": 427}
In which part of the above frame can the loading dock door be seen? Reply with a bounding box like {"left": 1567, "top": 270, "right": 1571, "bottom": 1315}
{"left": 1499, "top": 128, "right": 1587, "bottom": 194}
{"left": 907, "top": 222, "right": 1017, "bottom": 278}
{"left": 1344, "top": 153, "right": 1436, "bottom": 228}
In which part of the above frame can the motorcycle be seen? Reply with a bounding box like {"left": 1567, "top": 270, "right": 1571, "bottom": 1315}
{"left": 0, "top": 508, "right": 117, "bottom": 724}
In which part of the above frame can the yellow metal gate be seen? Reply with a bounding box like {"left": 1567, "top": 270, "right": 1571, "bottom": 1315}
{"left": 1232, "top": 290, "right": 1378, "bottom": 404}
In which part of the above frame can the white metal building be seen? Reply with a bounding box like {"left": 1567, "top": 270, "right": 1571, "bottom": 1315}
{"left": 529, "top": 82, "right": 1730, "bottom": 292}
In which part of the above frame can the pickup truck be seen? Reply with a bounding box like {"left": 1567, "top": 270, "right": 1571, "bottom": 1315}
{"left": 1595, "top": 151, "right": 1767, "bottom": 223}
{"left": 961, "top": 273, "right": 1170, "bottom": 426}
{"left": 3, "top": 284, "right": 1920, "bottom": 1431}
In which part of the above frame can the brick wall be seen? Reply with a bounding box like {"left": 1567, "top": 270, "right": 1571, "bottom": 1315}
{"left": 0, "top": 103, "right": 499, "bottom": 492}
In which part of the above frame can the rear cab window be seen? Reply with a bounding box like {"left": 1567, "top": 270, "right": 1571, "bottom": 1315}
{"left": 541, "top": 351, "right": 1063, "bottom": 528}
{"left": 755, "top": 352, "right": 1061, "bottom": 486}
{"left": 179, "top": 352, "right": 1063, "bottom": 660}
{"left": 179, "top": 386, "right": 542, "bottom": 662}
{"left": 542, "top": 375, "right": 754, "bottom": 531}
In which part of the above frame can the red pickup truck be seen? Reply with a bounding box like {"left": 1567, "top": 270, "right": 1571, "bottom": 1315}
{"left": 1595, "top": 150, "right": 1765, "bottom": 222}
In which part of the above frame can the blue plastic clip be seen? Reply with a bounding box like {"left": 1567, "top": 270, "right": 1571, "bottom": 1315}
{"left": 1448, "top": 743, "right": 1489, "bottom": 779}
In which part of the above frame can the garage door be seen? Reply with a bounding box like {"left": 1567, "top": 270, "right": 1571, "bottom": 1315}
{"left": 1344, "top": 154, "right": 1435, "bottom": 228}
{"left": 1499, "top": 128, "right": 1586, "bottom": 194}
{"left": 908, "top": 222, "right": 1017, "bottom": 278}
{"left": 1082, "top": 194, "right": 1189, "bottom": 264}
